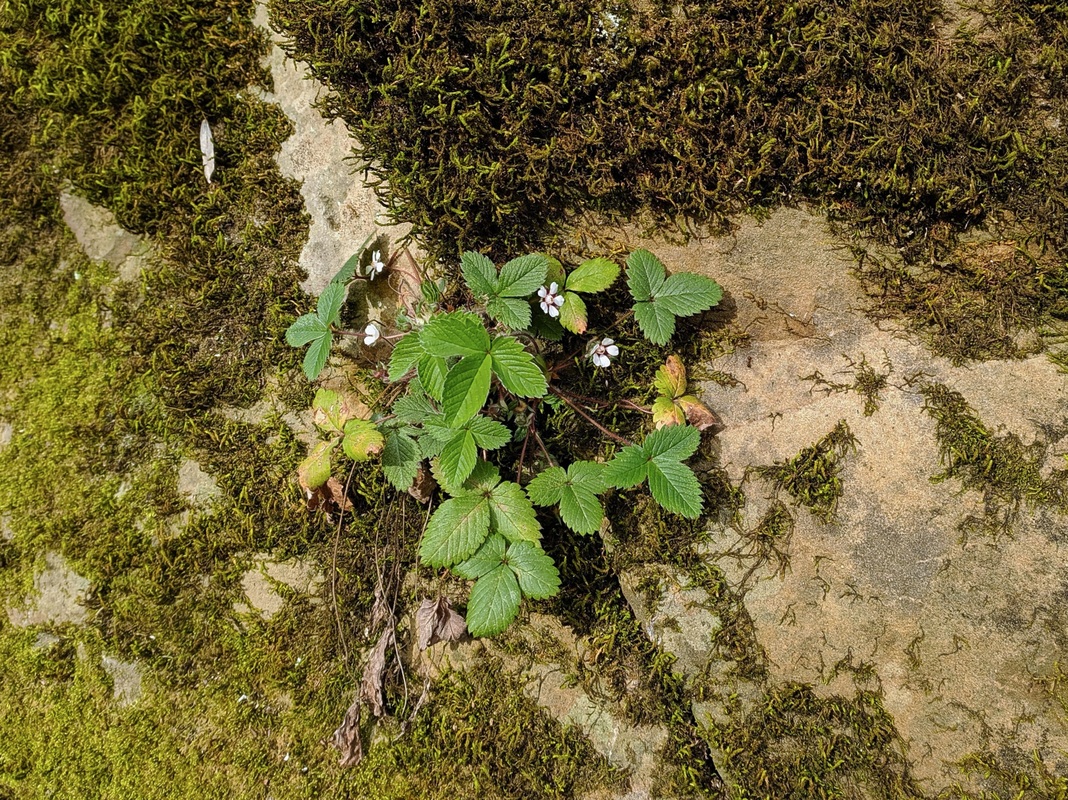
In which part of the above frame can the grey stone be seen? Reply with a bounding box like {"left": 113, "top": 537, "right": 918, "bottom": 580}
{"left": 235, "top": 556, "right": 324, "bottom": 620}
{"left": 102, "top": 655, "right": 143, "bottom": 706}
{"left": 0, "top": 421, "right": 12, "bottom": 447}
{"left": 176, "top": 458, "right": 222, "bottom": 509}
{"left": 7, "top": 552, "right": 90, "bottom": 627}
{"left": 59, "top": 190, "right": 152, "bottom": 282}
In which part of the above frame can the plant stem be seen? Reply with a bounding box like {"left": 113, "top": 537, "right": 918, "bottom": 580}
{"left": 550, "top": 388, "right": 634, "bottom": 446}
{"left": 555, "top": 387, "right": 652, "bottom": 415}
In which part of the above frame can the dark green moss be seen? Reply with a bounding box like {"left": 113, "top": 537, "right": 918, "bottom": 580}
{"left": 804, "top": 354, "right": 891, "bottom": 416}
{"left": 754, "top": 421, "right": 858, "bottom": 523}
{"left": 920, "top": 383, "right": 1068, "bottom": 535}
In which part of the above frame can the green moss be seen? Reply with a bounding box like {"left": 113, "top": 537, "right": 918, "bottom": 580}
{"left": 804, "top": 354, "right": 891, "bottom": 416}
{"left": 920, "top": 383, "right": 1068, "bottom": 535}
{"left": 754, "top": 421, "right": 858, "bottom": 523}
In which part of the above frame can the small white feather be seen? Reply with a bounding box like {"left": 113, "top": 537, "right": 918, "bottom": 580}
{"left": 199, "top": 119, "right": 215, "bottom": 184}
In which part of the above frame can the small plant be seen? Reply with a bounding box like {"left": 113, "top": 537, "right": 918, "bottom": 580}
{"left": 286, "top": 245, "right": 723, "bottom": 635}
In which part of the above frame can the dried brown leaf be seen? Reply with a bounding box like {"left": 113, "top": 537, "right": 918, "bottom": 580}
{"left": 407, "top": 464, "right": 437, "bottom": 504}
{"left": 678, "top": 395, "right": 721, "bottom": 431}
{"left": 332, "top": 698, "right": 363, "bottom": 768}
{"left": 370, "top": 581, "right": 389, "bottom": 631}
{"left": 359, "top": 627, "right": 395, "bottom": 717}
{"left": 304, "top": 476, "right": 354, "bottom": 514}
{"left": 415, "top": 596, "right": 467, "bottom": 651}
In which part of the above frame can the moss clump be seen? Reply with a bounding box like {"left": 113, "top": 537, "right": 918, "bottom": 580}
{"left": 920, "top": 383, "right": 1068, "bottom": 535}
{"left": 704, "top": 683, "right": 923, "bottom": 800}
{"left": 804, "top": 354, "right": 891, "bottom": 416}
{"left": 754, "top": 421, "right": 858, "bottom": 523}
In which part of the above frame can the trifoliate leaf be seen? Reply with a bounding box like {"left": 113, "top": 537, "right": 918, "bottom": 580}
{"left": 557, "top": 291, "right": 588, "bottom": 334}
{"left": 286, "top": 313, "right": 328, "bottom": 347}
{"left": 506, "top": 542, "right": 561, "bottom": 599}
{"left": 317, "top": 281, "right": 347, "bottom": 327}
{"left": 490, "top": 337, "right": 547, "bottom": 398}
{"left": 633, "top": 300, "right": 677, "bottom": 346}
{"left": 342, "top": 419, "right": 384, "bottom": 462}
{"left": 647, "top": 457, "right": 704, "bottom": 518}
{"left": 565, "top": 257, "right": 620, "bottom": 294}
{"left": 604, "top": 443, "right": 650, "bottom": 489}
{"left": 465, "top": 564, "right": 521, "bottom": 637}
{"left": 303, "top": 334, "right": 332, "bottom": 380}
{"left": 486, "top": 296, "right": 531, "bottom": 330}
{"left": 297, "top": 440, "right": 335, "bottom": 490}
{"left": 645, "top": 424, "right": 701, "bottom": 462}
{"left": 421, "top": 312, "right": 490, "bottom": 358}
{"left": 496, "top": 254, "right": 548, "bottom": 298}
{"left": 453, "top": 533, "right": 506, "bottom": 580}
{"left": 439, "top": 430, "right": 477, "bottom": 488}
{"left": 559, "top": 484, "right": 604, "bottom": 534}
{"left": 526, "top": 466, "right": 568, "bottom": 506}
{"left": 463, "top": 460, "right": 501, "bottom": 492}
{"left": 442, "top": 354, "right": 492, "bottom": 425}
{"left": 626, "top": 249, "right": 667, "bottom": 302}
{"left": 381, "top": 431, "right": 420, "bottom": 491}
{"left": 461, "top": 251, "right": 497, "bottom": 298}
{"left": 489, "top": 481, "right": 541, "bottom": 543}
{"left": 655, "top": 272, "right": 723, "bottom": 317}
{"left": 417, "top": 354, "right": 448, "bottom": 402}
{"left": 389, "top": 332, "right": 424, "bottom": 381}
{"left": 420, "top": 492, "right": 491, "bottom": 567}
{"left": 467, "top": 416, "right": 511, "bottom": 449}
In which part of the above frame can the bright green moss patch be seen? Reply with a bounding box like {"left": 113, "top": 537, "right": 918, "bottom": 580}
{"left": 754, "top": 421, "right": 858, "bottom": 523}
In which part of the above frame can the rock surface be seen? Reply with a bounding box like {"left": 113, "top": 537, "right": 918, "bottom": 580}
{"left": 59, "top": 190, "right": 151, "bottom": 282}
{"left": 6, "top": 551, "right": 91, "bottom": 628}
{"left": 235, "top": 556, "right": 324, "bottom": 620}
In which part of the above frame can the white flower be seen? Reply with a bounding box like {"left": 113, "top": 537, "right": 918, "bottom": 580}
{"left": 587, "top": 337, "right": 619, "bottom": 368}
{"left": 367, "top": 250, "right": 385, "bottom": 279}
{"left": 537, "top": 282, "right": 565, "bottom": 317}
{"left": 363, "top": 322, "right": 381, "bottom": 346}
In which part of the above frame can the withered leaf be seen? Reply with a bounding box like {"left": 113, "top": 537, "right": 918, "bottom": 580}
{"left": 359, "top": 627, "right": 395, "bottom": 718}
{"left": 332, "top": 698, "right": 363, "bottom": 768}
{"left": 304, "top": 476, "right": 354, "bottom": 514}
{"left": 370, "top": 581, "right": 390, "bottom": 631}
{"left": 678, "top": 395, "right": 721, "bottom": 431}
{"left": 407, "top": 464, "right": 437, "bottom": 504}
{"left": 415, "top": 596, "right": 468, "bottom": 651}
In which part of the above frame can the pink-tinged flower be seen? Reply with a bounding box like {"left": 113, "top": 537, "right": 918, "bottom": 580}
{"left": 587, "top": 337, "right": 619, "bottom": 368}
{"left": 367, "top": 250, "right": 385, "bottom": 279}
{"left": 363, "top": 322, "right": 381, "bottom": 346}
{"left": 537, "top": 282, "right": 565, "bottom": 317}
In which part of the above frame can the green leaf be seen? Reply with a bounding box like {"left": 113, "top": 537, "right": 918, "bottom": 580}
{"left": 652, "top": 396, "right": 686, "bottom": 428}
{"left": 420, "top": 492, "right": 491, "bottom": 567}
{"left": 342, "top": 419, "right": 384, "bottom": 462}
{"left": 421, "top": 312, "right": 491, "bottom": 358}
{"left": 486, "top": 296, "right": 531, "bottom": 330}
{"left": 442, "top": 355, "right": 493, "bottom": 425}
{"left": 489, "top": 481, "right": 541, "bottom": 543}
{"left": 453, "top": 533, "right": 506, "bottom": 580}
{"left": 526, "top": 466, "right": 568, "bottom": 506}
{"left": 633, "top": 300, "right": 677, "bottom": 346}
{"left": 312, "top": 388, "right": 347, "bottom": 433}
{"left": 381, "top": 431, "right": 420, "bottom": 491}
{"left": 393, "top": 392, "right": 437, "bottom": 424}
{"left": 543, "top": 255, "right": 566, "bottom": 287}
{"left": 565, "top": 257, "right": 620, "bottom": 294}
{"left": 656, "top": 272, "right": 723, "bottom": 317}
{"left": 466, "top": 564, "right": 521, "bottom": 637}
{"left": 417, "top": 355, "right": 448, "bottom": 402}
{"left": 302, "top": 334, "right": 332, "bottom": 380}
{"left": 298, "top": 440, "right": 335, "bottom": 490}
{"left": 647, "top": 458, "right": 704, "bottom": 518}
{"left": 316, "top": 282, "right": 347, "bottom": 326}
{"left": 645, "top": 424, "right": 701, "bottom": 462}
{"left": 420, "top": 432, "right": 446, "bottom": 460}
{"left": 567, "top": 461, "right": 606, "bottom": 492}
{"left": 559, "top": 484, "right": 605, "bottom": 534}
{"left": 604, "top": 443, "right": 650, "bottom": 489}
{"left": 557, "top": 291, "right": 588, "bottom": 334}
{"left": 626, "top": 249, "right": 666, "bottom": 302}
{"left": 286, "top": 314, "right": 328, "bottom": 347}
{"left": 496, "top": 254, "right": 548, "bottom": 297}
{"left": 331, "top": 251, "right": 363, "bottom": 285}
{"left": 506, "top": 542, "right": 561, "bottom": 599}
{"left": 468, "top": 416, "right": 511, "bottom": 449}
{"left": 389, "top": 332, "right": 424, "bottom": 381}
{"left": 464, "top": 460, "right": 502, "bottom": 491}
{"left": 461, "top": 251, "right": 497, "bottom": 298}
{"left": 490, "top": 337, "right": 547, "bottom": 398}
{"left": 439, "top": 430, "right": 477, "bottom": 488}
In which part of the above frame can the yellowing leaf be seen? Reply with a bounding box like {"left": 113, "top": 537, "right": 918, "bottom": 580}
{"left": 653, "top": 355, "right": 688, "bottom": 399}
{"left": 342, "top": 419, "right": 384, "bottom": 461}
{"left": 652, "top": 396, "right": 686, "bottom": 429}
